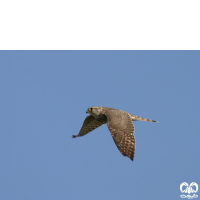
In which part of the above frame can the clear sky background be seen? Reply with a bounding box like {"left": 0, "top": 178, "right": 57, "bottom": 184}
{"left": 0, "top": 51, "right": 199, "bottom": 200}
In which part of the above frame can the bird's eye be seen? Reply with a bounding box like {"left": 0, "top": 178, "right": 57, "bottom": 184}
{"left": 90, "top": 107, "right": 93, "bottom": 111}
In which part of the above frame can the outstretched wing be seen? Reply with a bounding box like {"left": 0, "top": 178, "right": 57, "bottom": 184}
{"left": 72, "top": 114, "right": 107, "bottom": 138}
{"left": 105, "top": 110, "right": 136, "bottom": 161}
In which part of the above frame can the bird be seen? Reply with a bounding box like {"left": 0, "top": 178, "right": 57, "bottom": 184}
{"left": 72, "top": 106, "right": 157, "bottom": 161}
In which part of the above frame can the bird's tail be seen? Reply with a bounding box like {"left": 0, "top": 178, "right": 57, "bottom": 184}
{"left": 130, "top": 114, "right": 158, "bottom": 122}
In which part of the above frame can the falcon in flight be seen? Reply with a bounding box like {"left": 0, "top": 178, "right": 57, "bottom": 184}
{"left": 72, "top": 106, "right": 157, "bottom": 161}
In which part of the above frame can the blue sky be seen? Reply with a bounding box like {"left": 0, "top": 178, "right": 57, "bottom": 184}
{"left": 0, "top": 51, "right": 199, "bottom": 200}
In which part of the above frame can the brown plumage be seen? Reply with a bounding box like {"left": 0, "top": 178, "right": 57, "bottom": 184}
{"left": 72, "top": 107, "right": 157, "bottom": 161}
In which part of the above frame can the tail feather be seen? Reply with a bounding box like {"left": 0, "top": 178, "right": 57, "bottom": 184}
{"left": 130, "top": 114, "right": 158, "bottom": 122}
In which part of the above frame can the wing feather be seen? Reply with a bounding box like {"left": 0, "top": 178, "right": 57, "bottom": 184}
{"left": 106, "top": 110, "right": 136, "bottom": 161}
{"left": 72, "top": 114, "right": 107, "bottom": 138}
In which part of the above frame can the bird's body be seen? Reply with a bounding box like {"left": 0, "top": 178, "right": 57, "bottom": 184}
{"left": 72, "top": 107, "right": 157, "bottom": 161}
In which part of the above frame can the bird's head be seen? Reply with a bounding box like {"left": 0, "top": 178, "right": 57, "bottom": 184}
{"left": 86, "top": 106, "right": 102, "bottom": 116}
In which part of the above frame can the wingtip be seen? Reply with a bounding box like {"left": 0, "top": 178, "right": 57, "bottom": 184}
{"left": 72, "top": 135, "right": 77, "bottom": 138}
{"left": 129, "top": 156, "right": 134, "bottom": 161}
